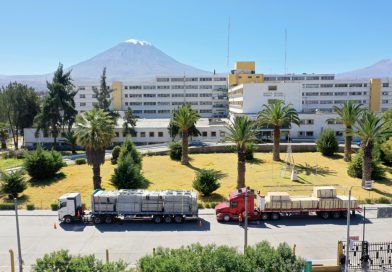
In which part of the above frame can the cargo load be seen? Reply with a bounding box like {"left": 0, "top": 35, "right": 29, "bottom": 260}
{"left": 265, "top": 192, "right": 292, "bottom": 209}
{"left": 336, "top": 195, "right": 359, "bottom": 209}
{"left": 318, "top": 198, "right": 341, "bottom": 209}
{"left": 313, "top": 186, "right": 336, "bottom": 198}
{"left": 265, "top": 192, "right": 291, "bottom": 201}
{"left": 291, "top": 197, "right": 319, "bottom": 209}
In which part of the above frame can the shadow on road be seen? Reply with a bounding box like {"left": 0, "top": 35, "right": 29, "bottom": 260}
{"left": 60, "top": 218, "right": 211, "bottom": 232}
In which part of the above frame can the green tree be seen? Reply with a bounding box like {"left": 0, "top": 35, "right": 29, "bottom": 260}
{"left": 63, "top": 131, "right": 78, "bottom": 154}
{"left": 225, "top": 116, "right": 255, "bottom": 188}
{"left": 192, "top": 169, "right": 224, "bottom": 196}
{"left": 0, "top": 170, "right": 27, "bottom": 199}
{"left": 74, "top": 109, "right": 115, "bottom": 189}
{"left": 24, "top": 146, "right": 65, "bottom": 180}
{"left": 122, "top": 107, "right": 137, "bottom": 136}
{"left": 355, "top": 112, "right": 392, "bottom": 185}
{"left": 93, "top": 67, "right": 119, "bottom": 120}
{"left": 111, "top": 153, "right": 146, "bottom": 189}
{"left": 117, "top": 138, "right": 142, "bottom": 166}
{"left": 168, "top": 116, "right": 200, "bottom": 141}
{"left": 172, "top": 105, "right": 200, "bottom": 165}
{"left": 0, "top": 123, "right": 8, "bottom": 149}
{"left": 34, "top": 63, "right": 77, "bottom": 148}
{"left": 316, "top": 128, "right": 339, "bottom": 156}
{"left": 0, "top": 82, "right": 40, "bottom": 149}
{"left": 257, "top": 100, "right": 300, "bottom": 161}
{"left": 331, "top": 101, "right": 363, "bottom": 161}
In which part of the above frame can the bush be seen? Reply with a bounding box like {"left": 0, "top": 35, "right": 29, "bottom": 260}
{"left": 26, "top": 204, "right": 35, "bottom": 210}
{"left": 364, "top": 198, "right": 373, "bottom": 204}
{"left": 316, "top": 128, "right": 339, "bottom": 156}
{"left": 347, "top": 149, "right": 383, "bottom": 179}
{"left": 32, "top": 250, "right": 128, "bottom": 272}
{"left": 111, "top": 145, "right": 121, "bottom": 164}
{"left": 169, "top": 141, "right": 182, "bottom": 161}
{"left": 245, "top": 143, "right": 255, "bottom": 161}
{"left": 198, "top": 202, "right": 204, "bottom": 209}
{"left": 0, "top": 203, "right": 15, "bottom": 210}
{"left": 51, "top": 203, "right": 58, "bottom": 211}
{"left": 3, "top": 149, "right": 26, "bottom": 159}
{"left": 24, "top": 147, "right": 65, "bottom": 180}
{"left": 0, "top": 170, "right": 27, "bottom": 198}
{"left": 118, "top": 139, "right": 142, "bottom": 166}
{"left": 204, "top": 203, "right": 211, "bottom": 208}
{"left": 111, "top": 153, "right": 147, "bottom": 189}
{"left": 210, "top": 202, "right": 218, "bottom": 209}
{"left": 380, "top": 138, "right": 392, "bottom": 165}
{"left": 136, "top": 242, "right": 305, "bottom": 272}
{"left": 375, "top": 197, "right": 391, "bottom": 204}
{"left": 192, "top": 169, "right": 224, "bottom": 197}
{"left": 75, "top": 158, "right": 86, "bottom": 165}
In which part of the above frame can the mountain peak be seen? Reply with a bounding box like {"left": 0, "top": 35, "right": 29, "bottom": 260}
{"left": 337, "top": 58, "right": 392, "bottom": 79}
{"left": 123, "top": 39, "right": 152, "bottom": 46}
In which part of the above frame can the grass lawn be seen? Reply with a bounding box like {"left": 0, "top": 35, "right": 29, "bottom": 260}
{"left": 0, "top": 157, "right": 24, "bottom": 170}
{"left": 1, "top": 152, "right": 391, "bottom": 209}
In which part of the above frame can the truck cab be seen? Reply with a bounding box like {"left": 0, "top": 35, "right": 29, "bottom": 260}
{"left": 58, "top": 192, "right": 83, "bottom": 223}
{"left": 215, "top": 188, "right": 259, "bottom": 222}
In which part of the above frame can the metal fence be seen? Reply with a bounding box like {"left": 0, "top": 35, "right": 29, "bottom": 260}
{"left": 342, "top": 241, "right": 392, "bottom": 271}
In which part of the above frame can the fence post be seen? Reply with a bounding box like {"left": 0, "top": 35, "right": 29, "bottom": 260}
{"left": 9, "top": 249, "right": 15, "bottom": 272}
{"left": 292, "top": 244, "right": 296, "bottom": 256}
{"left": 105, "top": 249, "right": 109, "bottom": 264}
{"left": 337, "top": 241, "right": 343, "bottom": 266}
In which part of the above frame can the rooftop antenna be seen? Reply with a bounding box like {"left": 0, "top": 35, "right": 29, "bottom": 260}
{"left": 284, "top": 28, "right": 288, "bottom": 75}
{"left": 227, "top": 17, "right": 231, "bottom": 71}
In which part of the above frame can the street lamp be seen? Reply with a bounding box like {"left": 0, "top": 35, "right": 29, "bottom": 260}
{"left": 14, "top": 197, "right": 23, "bottom": 272}
{"left": 244, "top": 188, "right": 248, "bottom": 252}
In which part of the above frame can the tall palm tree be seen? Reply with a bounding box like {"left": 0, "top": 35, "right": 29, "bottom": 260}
{"left": 74, "top": 109, "right": 115, "bottom": 189}
{"left": 332, "top": 101, "right": 364, "bottom": 162}
{"left": 257, "top": 100, "right": 300, "bottom": 161}
{"left": 355, "top": 112, "right": 392, "bottom": 186}
{"left": 172, "top": 105, "right": 200, "bottom": 165}
{"left": 225, "top": 116, "right": 255, "bottom": 189}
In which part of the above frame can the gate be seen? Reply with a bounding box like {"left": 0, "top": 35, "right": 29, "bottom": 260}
{"left": 342, "top": 241, "right": 392, "bottom": 271}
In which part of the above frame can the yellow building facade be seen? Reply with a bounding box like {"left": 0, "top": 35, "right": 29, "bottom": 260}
{"left": 228, "top": 61, "right": 264, "bottom": 87}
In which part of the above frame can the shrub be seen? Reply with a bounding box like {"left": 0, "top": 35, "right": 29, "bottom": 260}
{"left": 380, "top": 138, "right": 392, "bottom": 165}
{"left": 0, "top": 203, "right": 14, "bottom": 210}
{"left": 169, "top": 141, "right": 182, "bottom": 161}
{"left": 0, "top": 170, "right": 27, "bottom": 198}
{"left": 3, "top": 149, "right": 26, "bottom": 159}
{"left": 210, "top": 202, "right": 218, "bottom": 209}
{"left": 136, "top": 242, "right": 305, "bottom": 272}
{"left": 26, "top": 204, "right": 35, "bottom": 210}
{"left": 204, "top": 203, "right": 211, "bottom": 208}
{"left": 198, "top": 202, "right": 204, "bottom": 209}
{"left": 347, "top": 149, "right": 383, "bottom": 179}
{"left": 51, "top": 203, "right": 58, "bottom": 211}
{"left": 118, "top": 139, "right": 142, "bottom": 166}
{"left": 245, "top": 143, "right": 255, "bottom": 161}
{"left": 111, "top": 153, "right": 147, "bottom": 189}
{"left": 111, "top": 145, "right": 121, "bottom": 164}
{"left": 375, "top": 197, "right": 391, "bottom": 204}
{"left": 192, "top": 169, "right": 224, "bottom": 197}
{"left": 32, "top": 250, "right": 128, "bottom": 272}
{"left": 316, "top": 128, "right": 339, "bottom": 156}
{"left": 75, "top": 158, "right": 86, "bottom": 165}
{"left": 364, "top": 198, "right": 373, "bottom": 204}
{"left": 24, "top": 147, "right": 65, "bottom": 180}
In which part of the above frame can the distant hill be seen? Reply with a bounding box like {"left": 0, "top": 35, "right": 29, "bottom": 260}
{"left": 0, "top": 39, "right": 212, "bottom": 91}
{"left": 337, "top": 59, "right": 392, "bottom": 79}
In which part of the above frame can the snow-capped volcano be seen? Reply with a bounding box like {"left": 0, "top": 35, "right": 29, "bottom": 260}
{"left": 337, "top": 59, "right": 392, "bottom": 79}
{"left": 0, "top": 39, "right": 211, "bottom": 90}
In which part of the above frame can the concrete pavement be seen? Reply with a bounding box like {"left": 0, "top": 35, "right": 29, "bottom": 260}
{"left": 0, "top": 208, "right": 391, "bottom": 271}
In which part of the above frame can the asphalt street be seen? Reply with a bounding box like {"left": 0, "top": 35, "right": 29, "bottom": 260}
{"left": 0, "top": 209, "right": 391, "bottom": 271}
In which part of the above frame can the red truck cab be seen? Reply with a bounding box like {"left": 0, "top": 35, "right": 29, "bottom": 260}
{"left": 215, "top": 188, "right": 261, "bottom": 222}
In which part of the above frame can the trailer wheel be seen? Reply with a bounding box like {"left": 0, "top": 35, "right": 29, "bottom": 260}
{"left": 320, "top": 211, "right": 330, "bottom": 220}
{"left": 271, "top": 213, "right": 280, "bottom": 220}
{"left": 64, "top": 215, "right": 72, "bottom": 224}
{"left": 332, "top": 211, "right": 341, "bottom": 219}
{"left": 164, "top": 216, "right": 173, "bottom": 223}
{"left": 261, "top": 213, "right": 269, "bottom": 221}
{"left": 93, "top": 216, "right": 102, "bottom": 224}
{"left": 104, "top": 216, "right": 113, "bottom": 224}
{"left": 222, "top": 214, "right": 231, "bottom": 222}
{"left": 174, "top": 215, "right": 184, "bottom": 224}
{"left": 153, "top": 215, "right": 163, "bottom": 224}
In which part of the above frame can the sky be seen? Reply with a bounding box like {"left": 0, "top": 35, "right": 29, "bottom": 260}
{"left": 0, "top": 0, "right": 391, "bottom": 75}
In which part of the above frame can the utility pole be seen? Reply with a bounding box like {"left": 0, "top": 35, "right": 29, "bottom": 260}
{"left": 345, "top": 188, "right": 351, "bottom": 272}
{"left": 14, "top": 198, "right": 23, "bottom": 272}
{"left": 244, "top": 188, "right": 248, "bottom": 252}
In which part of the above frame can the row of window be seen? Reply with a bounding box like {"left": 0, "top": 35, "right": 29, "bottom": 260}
{"left": 156, "top": 77, "right": 226, "bottom": 82}
{"left": 114, "top": 130, "right": 224, "bottom": 138}
{"left": 302, "top": 91, "right": 367, "bottom": 96}
{"left": 124, "top": 93, "right": 213, "bottom": 98}
{"left": 297, "top": 131, "right": 343, "bottom": 137}
{"left": 303, "top": 83, "right": 370, "bottom": 88}
{"left": 129, "top": 109, "right": 214, "bottom": 114}
{"left": 302, "top": 100, "right": 365, "bottom": 105}
{"left": 124, "top": 85, "right": 226, "bottom": 90}
{"left": 264, "top": 75, "right": 335, "bottom": 81}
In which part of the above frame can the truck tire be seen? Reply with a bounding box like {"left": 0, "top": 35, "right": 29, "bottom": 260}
{"left": 104, "top": 216, "right": 113, "bottom": 224}
{"left": 320, "top": 211, "right": 330, "bottom": 220}
{"left": 332, "top": 211, "right": 341, "bottom": 219}
{"left": 164, "top": 216, "right": 173, "bottom": 223}
{"left": 271, "top": 213, "right": 280, "bottom": 220}
{"left": 64, "top": 215, "right": 72, "bottom": 224}
{"left": 223, "top": 214, "right": 231, "bottom": 222}
{"left": 174, "top": 215, "right": 184, "bottom": 224}
{"left": 93, "top": 216, "right": 102, "bottom": 224}
{"left": 153, "top": 215, "right": 162, "bottom": 224}
{"left": 261, "top": 213, "right": 269, "bottom": 221}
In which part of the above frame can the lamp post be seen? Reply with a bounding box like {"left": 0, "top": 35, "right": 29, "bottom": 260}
{"left": 345, "top": 185, "right": 361, "bottom": 272}
{"left": 244, "top": 188, "right": 248, "bottom": 252}
{"left": 14, "top": 198, "right": 23, "bottom": 272}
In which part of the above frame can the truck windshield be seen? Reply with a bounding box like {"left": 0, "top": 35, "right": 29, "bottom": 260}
{"left": 230, "top": 201, "right": 238, "bottom": 208}
{"left": 59, "top": 201, "right": 67, "bottom": 209}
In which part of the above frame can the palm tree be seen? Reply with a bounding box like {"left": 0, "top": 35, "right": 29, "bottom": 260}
{"left": 63, "top": 131, "right": 78, "bottom": 155}
{"left": 172, "top": 105, "right": 200, "bottom": 165}
{"left": 257, "top": 100, "right": 300, "bottom": 161}
{"left": 332, "top": 101, "right": 364, "bottom": 162}
{"left": 355, "top": 112, "right": 392, "bottom": 186}
{"left": 74, "top": 109, "right": 115, "bottom": 189}
{"left": 225, "top": 116, "right": 255, "bottom": 188}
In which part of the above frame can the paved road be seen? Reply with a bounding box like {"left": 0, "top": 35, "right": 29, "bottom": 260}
{"left": 0, "top": 209, "right": 391, "bottom": 271}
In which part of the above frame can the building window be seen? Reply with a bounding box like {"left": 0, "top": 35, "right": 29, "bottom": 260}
{"left": 306, "top": 131, "right": 314, "bottom": 137}
{"left": 149, "top": 132, "right": 154, "bottom": 137}
{"left": 211, "top": 131, "right": 216, "bottom": 137}
{"left": 200, "top": 77, "right": 212, "bottom": 81}
{"left": 79, "top": 94, "right": 85, "bottom": 98}
{"left": 144, "top": 110, "right": 156, "bottom": 114}
{"left": 383, "top": 83, "right": 389, "bottom": 88}
{"left": 335, "top": 83, "right": 348, "bottom": 88}
{"left": 320, "top": 84, "right": 333, "bottom": 88}
{"left": 78, "top": 86, "right": 86, "bottom": 91}
{"left": 80, "top": 102, "right": 86, "bottom": 106}
{"left": 125, "top": 94, "right": 128, "bottom": 98}
{"left": 335, "top": 131, "right": 343, "bottom": 137}
{"left": 143, "top": 94, "right": 156, "bottom": 98}
{"left": 92, "top": 94, "right": 97, "bottom": 98}
{"left": 157, "top": 85, "right": 170, "bottom": 89}
{"left": 268, "top": 85, "right": 277, "bottom": 91}
{"left": 140, "top": 132, "right": 146, "bottom": 137}
{"left": 158, "top": 110, "right": 170, "bottom": 113}
{"left": 157, "top": 102, "right": 170, "bottom": 106}
{"left": 202, "top": 131, "right": 207, "bottom": 137}
{"left": 172, "top": 93, "right": 184, "bottom": 97}
{"left": 143, "top": 85, "right": 156, "bottom": 89}
{"left": 306, "top": 76, "right": 320, "bottom": 80}
{"left": 129, "top": 94, "right": 142, "bottom": 98}
{"left": 128, "top": 85, "right": 142, "bottom": 89}
{"left": 115, "top": 132, "right": 119, "bottom": 137}
{"left": 144, "top": 102, "right": 157, "bottom": 106}
{"left": 200, "top": 93, "right": 212, "bottom": 97}
{"left": 200, "top": 109, "right": 212, "bottom": 113}
{"left": 220, "top": 131, "right": 225, "bottom": 137}
{"left": 158, "top": 93, "right": 170, "bottom": 97}
{"left": 158, "top": 132, "right": 164, "bottom": 137}
{"left": 125, "top": 102, "right": 128, "bottom": 106}
{"left": 124, "top": 86, "right": 128, "bottom": 90}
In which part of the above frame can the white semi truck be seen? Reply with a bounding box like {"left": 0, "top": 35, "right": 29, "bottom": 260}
{"left": 58, "top": 189, "right": 199, "bottom": 224}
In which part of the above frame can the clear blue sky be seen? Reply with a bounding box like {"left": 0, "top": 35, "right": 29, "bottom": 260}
{"left": 0, "top": 0, "right": 391, "bottom": 75}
